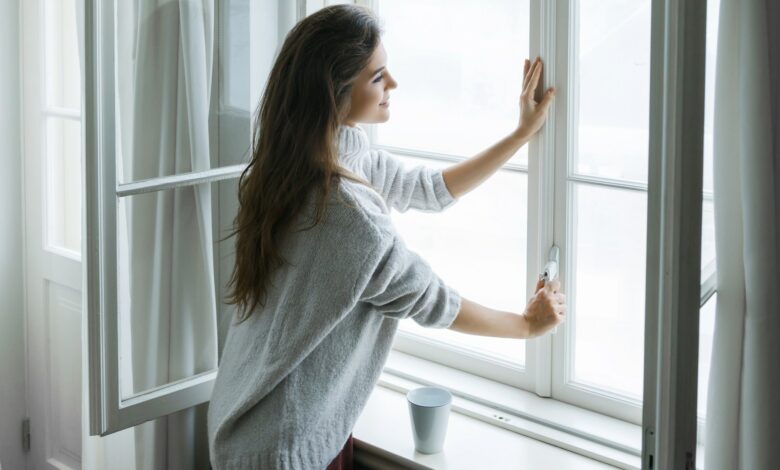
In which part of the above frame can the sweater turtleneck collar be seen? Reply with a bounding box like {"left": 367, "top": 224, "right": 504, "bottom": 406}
{"left": 337, "top": 124, "right": 370, "bottom": 160}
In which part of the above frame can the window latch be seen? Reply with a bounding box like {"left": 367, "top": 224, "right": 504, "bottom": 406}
{"left": 539, "top": 245, "right": 560, "bottom": 334}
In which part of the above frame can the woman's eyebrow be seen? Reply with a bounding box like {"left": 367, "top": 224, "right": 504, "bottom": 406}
{"left": 371, "top": 66, "right": 386, "bottom": 76}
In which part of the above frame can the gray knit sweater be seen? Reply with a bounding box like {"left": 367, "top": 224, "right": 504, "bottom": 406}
{"left": 207, "top": 125, "right": 462, "bottom": 469}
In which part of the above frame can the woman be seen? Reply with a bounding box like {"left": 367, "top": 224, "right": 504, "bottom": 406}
{"left": 207, "top": 4, "right": 565, "bottom": 469}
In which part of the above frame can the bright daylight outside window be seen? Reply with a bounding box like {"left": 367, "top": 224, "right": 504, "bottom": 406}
{"left": 567, "top": 0, "right": 653, "bottom": 401}
{"left": 44, "top": 0, "right": 82, "bottom": 256}
{"left": 365, "top": 0, "right": 718, "bottom": 420}
{"left": 372, "top": 0, "right": 532, "bottom": 366}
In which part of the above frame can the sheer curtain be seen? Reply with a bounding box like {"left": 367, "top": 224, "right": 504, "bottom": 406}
{"left": 704, "top": 0, "right": 780, "bottom": 468}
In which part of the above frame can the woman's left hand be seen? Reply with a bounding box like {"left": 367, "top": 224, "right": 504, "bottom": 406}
{"left": 516, "top": 57, "right": 556, "bottom": 140}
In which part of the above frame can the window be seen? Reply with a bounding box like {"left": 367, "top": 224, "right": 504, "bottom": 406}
{"left": 357, "top": 0, "right": 719, "bottom": 432}
{"left": 87, "top": 0, "right": 253, "bottom": 434}
{"left": 44, "top": 0, "right": 82, "bottom": 257}
{"left": 87, "top": 0, "right": 714, "bottom": 448}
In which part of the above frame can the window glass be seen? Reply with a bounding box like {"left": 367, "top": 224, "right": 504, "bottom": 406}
{"left": 392, "top": 157, "right": 529, "bottom": 366}
{"left": 115, "top": 0, "right": 251, "bottom": 183}
{"left": 698, "top": 0, "right": 721, "bottom": 431}
{"left": 697, "top": 294, "right": 716, "bottom": 418}
{"left": 569, "top": 184, "right": 647, "bottom": 398}
{"left": 44, "top": 0, "right": 82, "bottom": 255}
{"left": 568, "top": 0, "right": 651, "bottom": 399}
{"left": 701, "top": 201, "right": 716, "bottom": 272}
{"left": 701, "top": 0, "right": 720, "bottom": 276}
{"left": 116, "top": 181, "right": 235, "bottom": 399}
{"left": 222, "top": 0, "right": 251, "bottom": 111}
{"left": 46, "top": 117, "right": 82, "bottom": 254}
{"left": 574, "top": 0, "right": 651, "bottom": 184}
{"left": 45, "top": 0, "right": 81, "bottom": 110}
{"left": 375, "top": 0, "right": 531, "bottom": 166}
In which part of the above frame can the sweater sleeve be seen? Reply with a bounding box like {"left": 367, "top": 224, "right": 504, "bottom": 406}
{"left": 360, "top": 149, "right": 458, "bottom": 213}
{"left": 353, "top": 228, "right": 462, "bottom": 329}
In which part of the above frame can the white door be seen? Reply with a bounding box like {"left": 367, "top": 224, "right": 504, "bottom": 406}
{"left": 21, "top": 0, "right": 84, "bottom": 469}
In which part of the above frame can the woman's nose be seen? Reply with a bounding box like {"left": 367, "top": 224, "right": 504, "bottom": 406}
{"left": 386, "top": 73, "right": 398, "bottom": 90}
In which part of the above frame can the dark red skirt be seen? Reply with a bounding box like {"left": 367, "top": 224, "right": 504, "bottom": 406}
{"left": 326, "top": 433, "right": 354, "bottom": 470}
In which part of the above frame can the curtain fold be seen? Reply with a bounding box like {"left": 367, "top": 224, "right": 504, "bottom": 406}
{"left": 704, "top": 0, "right": 780, "bottom": 468}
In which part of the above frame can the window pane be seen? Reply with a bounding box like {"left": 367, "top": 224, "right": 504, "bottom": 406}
{"left": 701, "top": 200, "right": 715, "bottom": 273}
{"left": 574, "top": 0, "right": 651, "bottom": 183}
{"left": 570, "top": 183, "right": 646, "bottom": 398}
{"left": 702, "top": 0, "right": 719, "bottom": 196}
{"left": 221, "top": 0, "right": 250, "bottom": 110}
{"left": 115, "top": 0, "right": 251, "bottom": 183}
{"left": 697, "top": 293, "right": 716, "bottom": 418}
{"left": 392, "top": 157, "right": 528, "bottom": 366}
{"left": 116, "top": 181, "right": 232, "bottom": 399}
{"left": 46, "top": 117, "right": 82, "bottom": 254}
{"left": 45, "top": 0, "right": 81, "bottom": 110}
{"left": 698, "top": 0, "right": 720, "bottom": 437}
{"left": 701, "top": 0, "right": 720, "bottom": 278}
{"left": 375, "top": 0, "right": 530, "bottom": 166}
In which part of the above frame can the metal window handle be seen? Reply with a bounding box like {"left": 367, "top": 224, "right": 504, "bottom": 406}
{"left": 539, "top": 246, "right": 560, "bottom": 334}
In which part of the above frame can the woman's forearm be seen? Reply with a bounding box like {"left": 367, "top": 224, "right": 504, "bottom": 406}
{"left": 448, "top": 296, "right": 531, "bottom": 339}
{"left": 441, "top": 130, "right": 531, "bottom": 199}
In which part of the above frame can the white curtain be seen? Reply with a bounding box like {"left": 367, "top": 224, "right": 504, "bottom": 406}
{"left": 704, "top": 0, "right": 780, "bottom": 468}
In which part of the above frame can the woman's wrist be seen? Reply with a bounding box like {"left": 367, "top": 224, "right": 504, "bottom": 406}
{"left": 512, "top": 312, "right": 533, "bottom": 340}
{"left": 449, "top": 297, "right": 534, "bottom": 339}
{"left": 510, "top": 126, "right": 534, "bottom": 146}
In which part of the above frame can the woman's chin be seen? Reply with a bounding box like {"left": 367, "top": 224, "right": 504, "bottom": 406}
{"left": 377, "top": 110, "right": 391, "bottom": 123}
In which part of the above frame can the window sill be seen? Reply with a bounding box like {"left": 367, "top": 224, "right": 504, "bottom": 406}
{"left": 353, "top": 381, "right": 623, "bottom": 470}
{"left": 354, "top": 349, "right": 704, "bottom": 469}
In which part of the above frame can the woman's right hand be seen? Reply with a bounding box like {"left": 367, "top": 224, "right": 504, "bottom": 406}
{"left": 522, "top": 278, "right": 566, "bottom": 338}
{"left": 514, "top": 57, "right": 556, "bottom": 141}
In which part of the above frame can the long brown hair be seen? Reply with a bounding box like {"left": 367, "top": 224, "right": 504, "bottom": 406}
{"left": 224, "top": 5, "right": 381, "bottom": 323}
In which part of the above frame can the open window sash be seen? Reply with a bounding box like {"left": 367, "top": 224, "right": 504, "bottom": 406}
{"left": 84, "top": 0, "right": 261, "bottom": 435}
{"left": 641, "top": 0, "right": 707, "bottom": 468}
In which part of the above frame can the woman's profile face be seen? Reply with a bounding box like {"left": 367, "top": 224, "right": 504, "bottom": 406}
{"left": 344, "top": 42, "right": 397, "bottom": 126}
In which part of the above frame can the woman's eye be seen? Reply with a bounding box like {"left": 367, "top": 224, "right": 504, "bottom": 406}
{"left": 372, "top": 74, "right": 383, "bottom": 84}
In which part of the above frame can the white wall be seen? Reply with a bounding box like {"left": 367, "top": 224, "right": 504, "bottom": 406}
{"left": 0, "top": 0, "right": 27, "bottom": 469}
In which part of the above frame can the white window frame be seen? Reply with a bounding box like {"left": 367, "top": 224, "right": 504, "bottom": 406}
{"left": 356, "top": 0, "right": 712, "bottom": 449}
